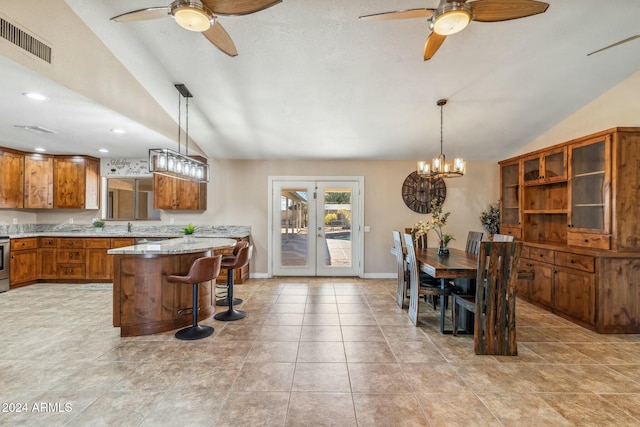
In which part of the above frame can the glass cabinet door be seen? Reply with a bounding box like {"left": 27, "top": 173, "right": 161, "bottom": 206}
{"left": 523, "top": 157, "right": 540, "bottom": 184}
{"left": 500, "top": 161, "right": 520, "bottom": 226}
{"left": 569, "top": 137, "right": 610, "bottom": 232}
{"left": 543, "top": 148, "right": 566, "bottom": 181}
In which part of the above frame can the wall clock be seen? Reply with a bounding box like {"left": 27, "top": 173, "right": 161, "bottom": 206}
{"left": 401, "top": 171, "right": 446, "bottom": 214}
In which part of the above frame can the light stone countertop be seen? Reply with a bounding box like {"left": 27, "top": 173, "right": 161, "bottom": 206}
{"left": 107, "top": 237, "right": 238, "bottom": 255}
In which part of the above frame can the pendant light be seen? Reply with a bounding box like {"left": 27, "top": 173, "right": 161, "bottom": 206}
{"left": 417, "top": 99, "right": 465, "bottom": 179}
{"left": 149, "top": 83, "right": 210, "bottom": 183}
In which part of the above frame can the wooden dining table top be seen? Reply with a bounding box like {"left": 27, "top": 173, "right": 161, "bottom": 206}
{"left": 414, "top": 247, "right": 478, "bottom": 279}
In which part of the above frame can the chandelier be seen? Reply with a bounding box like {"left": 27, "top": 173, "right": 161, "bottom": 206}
{"left": 417, "top": 99, "right": 465, "bottom": 179}
{"left": 149, "top": 84, "right": 210, "bottom": 183}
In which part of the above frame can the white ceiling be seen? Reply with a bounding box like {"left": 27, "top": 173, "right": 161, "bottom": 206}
{"left": 1, "top": 0, "right": 640, "bottom": 160}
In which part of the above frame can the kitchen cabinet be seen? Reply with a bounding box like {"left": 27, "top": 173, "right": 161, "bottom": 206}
{"left": 24, "top": 153, "right": 54, "bottom": 209}
{"left": 56, "top": 238, "right": 86, "bottom": 280}
{"left": 522, "top": 146, "right": 567, "bottom": 185}
{"left": 38, "top": 237, "right": 57, "bottom": 279}
{"left": 0, "top": 148, "right": 24, "bottom": 208}
{"left": 10, "top": 238, "right": 38, "bottom": 287}
{"left": 153, "top": 173, "right": 206, "bottom": 210}
{"left": 53, "top": 156, "right": 100, "bottom": 209}
{"left": 86, "top": 238, "right": 112, "bottom": 280}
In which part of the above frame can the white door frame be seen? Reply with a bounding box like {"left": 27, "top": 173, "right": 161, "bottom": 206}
{"left": 268, "top": 176, "right": 364, "bottom": 278}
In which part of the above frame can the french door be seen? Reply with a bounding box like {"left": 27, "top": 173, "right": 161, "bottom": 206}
{"left": 270, "top": 177, "right": 362, "bottom": 277}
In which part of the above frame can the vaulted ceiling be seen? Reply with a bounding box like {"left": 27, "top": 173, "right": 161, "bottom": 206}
{"left": 1, "top": 0, "right": 639, "bottom": 160}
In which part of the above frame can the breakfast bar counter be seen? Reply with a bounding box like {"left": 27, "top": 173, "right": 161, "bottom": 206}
{"left": 108, "top": 237, "right": 237, "bottom": 337}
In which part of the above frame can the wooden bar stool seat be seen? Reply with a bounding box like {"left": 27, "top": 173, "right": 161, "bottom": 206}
{"left": 167, "top": 255, "right": 222, "bottom": 340}
{"left": 214, "top": 245, "right": 252, "bottom": 322}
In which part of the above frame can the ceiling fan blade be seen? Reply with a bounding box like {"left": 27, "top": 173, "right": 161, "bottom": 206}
{"left": 424, "top": 32, "right": 447, "bottom": 61}
{"left": 359, "top": 9, "right": 435, "bottom": 21}
{"left": 587, "top": 35, "right": 640, "bottom": 56}
{"left": 470, "top": 0, "right": 549, "bottom": 22}
{"left": 202, "top": 21, "right": 238, "bottom": 56}
{"left": 110, "top": 7, "right": 171, "bottom": 22}
{"left": 204, "top": 0, "right": 281, "bottom": 16}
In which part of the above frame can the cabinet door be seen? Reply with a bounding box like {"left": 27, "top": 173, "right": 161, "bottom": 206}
{"left": 87, "top": 248, "right": 112, "bottom": 280}
{"left": 523, "top": 147, "right": 567, "bottom": 185}
{"left": 38, "top": 248, "right": 57, "bottom": 279}
{"left": 529, "top": 260, "right": 554, "bottom": 307}
{"left": 10, "top": 249, "right": 38, "bottom": 286}
{"left": 176, "top": 179, "right": 202, "bottom": 210}
{"left": 54, "top": 157, "right": 87, "bottom": 208}
{"left": 500, "top": 160, "right": 521, "bottom": 228}
{"left": 0, "top": 149, "right": 24, "bottom": 208}
{"left": 568, "top": 136, "right": 611, "bottom": 238}
{"left": 153, "top": 174, "right": 205, "bottom": 210}
{"left": 24, "top": 153, "right": 54, "bottom": 209}
{"left": 555, "top": 266, "right": 596, "bottom": 325}
{"left": 516, "top": 258, "right": 531, "bottom": 299}
{"left": 153, "top": 174, "right": 178, "bottom": 209}
{"left": 85, "top": 158, "right": 100, "bottom": 209}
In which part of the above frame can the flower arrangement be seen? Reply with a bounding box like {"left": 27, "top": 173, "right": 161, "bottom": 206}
{"left": 480, "top": 203, "right": 500, "bottom": 236}
{"left": 181, "top": 223, "right": 197, "bottom": 235}
{"left": 411, "top": 199, "right": 454, "bottom": 248}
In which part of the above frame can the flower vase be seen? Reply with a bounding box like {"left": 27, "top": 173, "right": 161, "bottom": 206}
{"left": 183, "top": 235, "right": 195, "bottom": 243}
{"left": 437, "top": 242, "right": 449, "bottom": 257}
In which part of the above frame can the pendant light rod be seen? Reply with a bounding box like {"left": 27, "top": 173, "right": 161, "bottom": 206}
{"left": 437, "top": 98, "right": 446, "bottom": 158}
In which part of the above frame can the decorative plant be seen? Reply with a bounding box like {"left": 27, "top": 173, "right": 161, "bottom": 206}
{"left": 411, "top": 199, "right": 453, "bottom": 246}
{"left": 181, "top": 223, "right": 197, "bottom": 235}
{"left": 92, "top": 219, "right": 105, "bottom": 228}
{"left": 480, "top": 203, "right": 500, "bottom": 236}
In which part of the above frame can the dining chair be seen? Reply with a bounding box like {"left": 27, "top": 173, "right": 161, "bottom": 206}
{"left": 492, "top": 234, "right": 515, "bottom": 242}
{"left": 393, "top": 230, "right": 407, "bottom": 308}
{"left": 405, "top": 227, "right": 427, "bottom": 249}
{"left": 404, "top": 233, "right": 453, "bottom": 326}
{"left": 454, "top": 241, "right": 523, "bottom": 355}
{"left": 465, "top": 231, "right": 484, "bottom": 255}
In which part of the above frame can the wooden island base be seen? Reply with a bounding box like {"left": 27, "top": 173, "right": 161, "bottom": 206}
{"left": 112, "top": 251, "right": 218, "bottom": 337}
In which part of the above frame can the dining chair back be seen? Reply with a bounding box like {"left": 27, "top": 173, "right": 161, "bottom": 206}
{"left": 492, "top": 234, "right": 515, "bottom": 242}
{"left": 405, "top": 227, "right": 427, "bottom": 249}
{"left": 393, "top": 230, "right": 407, "bottom": 308}
{"left": 474, "top": 241, "right": 523, "bottom": 356}
{"left": 404, "top": 233, "right": 452, "bottom": 326}
{"left": 465, "top": 231, "right": 484, "bottom": 255}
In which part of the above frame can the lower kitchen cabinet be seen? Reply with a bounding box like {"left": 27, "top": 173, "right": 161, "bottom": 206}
{"left": 86, "top": 238, "right": 112, "bottom": 280}
{"left": 555, "top": 266, "right": 596, "bottom": 325}
{"left": 10, "top": 238, "right": 38, "bottom": 287}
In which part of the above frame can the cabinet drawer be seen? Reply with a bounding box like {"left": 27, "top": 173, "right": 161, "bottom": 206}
{"left": 500, "top": 226, "right": 522, "bottom": 239}
{"left": 10, "top": 238, "right": 38, "bottom": 251}
{"left": 85, "top": 238, "right": 110, "bottom": 249}
{"left": 111, "top": 238, "right": 135, "bottom": 249}
{"left": 57, "top": 264, "right": 85, "bottom": 279}
{"left": 57, "top": 238, "right": 85, "bottom": 249}
{"left": 39, "top": 237, "right": 57, "bottom": 247}
{"left": 57, "top": 250, "right": 85, "bottom": 263}
{"left": 520, "top": 245, "right": 531, "bottom": 259}
{"left": 567, "top": 231, "right": 610, "bottom": 250}
{"left": 530, "top": 248, "right": 553, "bottom": 263}
{"left": 554, "top": 251, "right": 595, "bottom": 273}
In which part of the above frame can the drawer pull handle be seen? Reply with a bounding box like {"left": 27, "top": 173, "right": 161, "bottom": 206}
{"left": 569, "top": 259, "right": 575, "bottom": 264}
{"left": 69, "top": 254, "right": 73, "bottom": 259}
{"left": 584, "top": 239, "right": 589, "bottom": 243}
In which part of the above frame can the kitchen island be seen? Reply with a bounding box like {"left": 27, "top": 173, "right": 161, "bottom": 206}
{"left": 108, "top": 237, "right": 237, "bottom": 337}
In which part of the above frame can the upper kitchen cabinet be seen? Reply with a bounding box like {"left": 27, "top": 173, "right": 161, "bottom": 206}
{"left": 498, "top": 158, "right": 522, "bottom": 239}
{"left": 0, "top": 148, "right": 24, "bottom": 208}
{"left": 24, "top": 153, "right": 54, "bottom": 209}
{"left": 53, "top": 156, "right": 100, "bottom": 209}
{"left": 153, "top": 174, "right": 206, "bottom": 210}
{"left": 522, "top": 146, "right": 567, "bottom": 185}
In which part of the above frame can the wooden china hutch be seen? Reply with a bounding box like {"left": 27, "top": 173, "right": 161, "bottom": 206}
{"left": 499, "top": 127, "right": 640, "bottom": 333}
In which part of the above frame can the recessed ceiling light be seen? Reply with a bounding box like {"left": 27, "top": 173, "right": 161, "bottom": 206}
{"left": 98, "top": 148, "right": 109, "bottom": 153}
{"left": 111, "top": 128, "right": 126, "bottom": 134}
{"left": 23, "top": 92, "right": 49, "bottom": 101}
{"left": 34, "top": 147, "right": 47, "bottom": 152}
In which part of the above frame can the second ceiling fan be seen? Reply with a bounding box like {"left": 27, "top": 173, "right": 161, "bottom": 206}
{"left": 359, "top": 0, "right": 549, "bottom": 60}
{"left": 111, "top": 0, "right": 281, "bottom": 57}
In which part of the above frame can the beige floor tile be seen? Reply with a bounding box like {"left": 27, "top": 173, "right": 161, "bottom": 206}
{"left": 540, "top": 393, "right": 640, "bottom": 426}
{"left": 216, "top": 391, "right": 290, "bottom": 427}
{"left": 66, "top": 390, "right": 165, "bottom": 426}
{"left": 286, "top": 392, "right": 356, "bottom": 426}
{"left": 341, "top": 325, "right": 386, "bottom": 342}
{"left": 304, "top": 303, "right": 338, "bottom": 314}
{"left": 256, "top": 324, "right": 302, "bottom": 342}
{"left": 300, "top": 325, "right": 343, "bottom": 341}
{"left": 297, "top": 341, "right": 346, "bottom": 362}
{"left": 138, "top": 390, "right": 226, "bottom": 426}
{"left": 348, "top": 363, "right": 410, "bottom": 393}
{"left": 416, "top": 392, "right": 502, "bottom": 427}
{"left": 344, "top": 341, "right": 396, "bottom": 363}
{"left": 233, "top": 362, "right": 295, "bottom": 391}
{"left": 352, "top": 393, "right": 429, "bottom": 426}
{"left": 292, "top": 362, "right": 350, "bottom": 392}
{"left": 401, "top": 362, "right": 469, "bottom": 393}
{"left": 477, "top": 392, "right": 571, "bottom": 426}
{"left": 246, "top": 341, "right": 299, "bottom": 363}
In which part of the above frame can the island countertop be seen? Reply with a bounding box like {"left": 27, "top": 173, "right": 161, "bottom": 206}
{"left": 107, "top": 237, "right": 238, "bottom": 255}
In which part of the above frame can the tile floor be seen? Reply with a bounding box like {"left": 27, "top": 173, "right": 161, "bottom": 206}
{"left": 2, "top": 278, "right": 640, "bottom": 426}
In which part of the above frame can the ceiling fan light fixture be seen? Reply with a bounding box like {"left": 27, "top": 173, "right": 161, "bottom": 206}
{"left": 172, "top": 1, "right": 212, "bottom": 32}
{"left": 431, "top": 3, "right": 472, "bottom": 36}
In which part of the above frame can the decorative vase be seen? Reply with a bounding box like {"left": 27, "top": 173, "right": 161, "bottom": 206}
{"left": 437, "top": 242, "right": 449, "bottom": 257}
{"left": 183, "top": 235, "right": 195, "bottom": 243}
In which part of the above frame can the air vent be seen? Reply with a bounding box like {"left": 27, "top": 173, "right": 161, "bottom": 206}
{"left": 14, "top": 125, "right": 57, "bottom": 134}
{"left": 0, "top": 17, "right": 51, "bottom": 63}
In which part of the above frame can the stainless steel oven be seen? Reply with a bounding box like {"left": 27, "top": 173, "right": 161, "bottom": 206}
{"left": 0, "top": 236, "right": 9, "bottom": 292}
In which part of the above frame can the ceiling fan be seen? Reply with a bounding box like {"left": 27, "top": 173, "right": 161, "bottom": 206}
{"left": 359, "top": 0, "right": 549, "bottom": 61}
{"left": 110, "top": 0, "right": 281, "bottom": 57}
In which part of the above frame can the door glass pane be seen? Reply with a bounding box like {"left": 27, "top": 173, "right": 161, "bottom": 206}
{"left": 544, "top": 151, "right": 564, "bottom": 179}
{"left": 322, "top": 188, "right": 352, "bottom": 268}
{"left": 280, "top": 188, "right": 309, "bottom": 267}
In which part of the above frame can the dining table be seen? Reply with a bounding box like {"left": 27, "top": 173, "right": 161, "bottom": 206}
{"left": 414, "top": 247, "right": 478, "bottom": 334}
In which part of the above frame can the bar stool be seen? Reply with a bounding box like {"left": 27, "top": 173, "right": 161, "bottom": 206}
{"left": 167, "top": 255, "right": 222, "bottom": 340}
{"left": 216, "top": 241, "right": 249, "bottom": 307}
{"left": 214, "top": 245, "right": 252, "bottom": 321}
